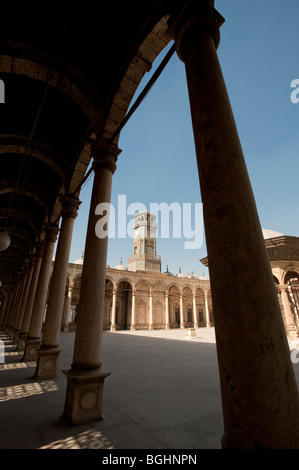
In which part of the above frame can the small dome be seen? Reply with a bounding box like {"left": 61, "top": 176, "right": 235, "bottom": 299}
{"left": 73, "top": 251, "right": 84, "bottom": 265}
{"left": 177, "top": 267, "right": 186, "bottom": 278}
{"left": 106, "top": 264, "right": 110, "bottom": 269}
{"left": 199, "top": 273, "right": 208, "bottom": 280}
{"left": 262, "top": 229, "right": 283, "bottom": 239}
{"left": 164, "top": 265, "right": 174, "bottom": 277}
{"left": 188, "top": 272, "right": 197, "bottom": 279}
{"left": 115, "top": 258, "right": 128, "bottom": 271}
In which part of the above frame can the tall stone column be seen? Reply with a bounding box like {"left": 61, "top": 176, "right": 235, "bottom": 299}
{"left": 33, "top": 197, "right": 80, "bottom": 379}
{"left": 280, "top": 285, "right": 298, "bottom": 338}
{"left": 204, "top": 290, "right": 211, "bottom": 327}
{"left": 18, "top": 247, "right": 43, "bottom": 351}
{"left": 23, "top": 225, "right": 59, "bottom": 359}
{"left": 193, "top": 293, "right": 198, "bottom": 328}
{"left": 149, "top": 291, "right": 153, "bottom": 330}
{"left": 110, "top": 289, "right": 117, "bottom": 331}
{"left": 168, "top": 1, "right": 299, "bottom": 448}
{"left": 62, "top": 284, "right": 74, "bottom": 332}
{"left": 62, "top": 140, "right": 121, "bottom": 425}
{"left": 179, "top": 293, "right": 184, "bottom": 328}
{"left": 165, "top": 291, "right": 170, "bottom": 329}
{"left": 131, "top": 290, "right": 136, "bottom": 331}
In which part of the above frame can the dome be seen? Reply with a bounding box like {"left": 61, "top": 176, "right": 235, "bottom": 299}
{"left": 115, "top": 264, "right": 128, "bottom": 271}
{"left": 177, "top": 267, "right": 186, "bottom": 278}
{"left": 115, "top": 258, "right": 128, "bottom": 271}
{"left": 73, "top": 251, "right": 84, "bottom": 265}
{"left": 188, "top": 272, "right": 198, "bottom": 279}
{"left": 262, "top": 229, "right": 284, "bottom": 240}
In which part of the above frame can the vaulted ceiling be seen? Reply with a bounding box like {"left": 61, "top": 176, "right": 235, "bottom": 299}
{"left": 0, "top": 0, "right": 191, "bottom": 288}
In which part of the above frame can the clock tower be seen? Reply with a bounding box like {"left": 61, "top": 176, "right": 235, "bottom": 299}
{"left": 128, "top": 210, "right": 161, "bottom": 272}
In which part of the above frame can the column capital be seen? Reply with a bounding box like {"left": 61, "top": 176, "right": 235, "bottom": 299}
{"left": 43, "top": 224, "right": 59, "bottom": 243}
{"left": 168, "top": 1, "right": 225, "bottom": 60}
{"left": 59, "top": 195, "right": 81, "bottom": 219}
{"left": 92, "top": 139, "right": 122, "bottom": 174}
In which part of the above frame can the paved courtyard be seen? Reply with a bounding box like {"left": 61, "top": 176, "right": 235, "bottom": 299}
{"left": 0, "top": 327, "right": 298, "bottom": 450}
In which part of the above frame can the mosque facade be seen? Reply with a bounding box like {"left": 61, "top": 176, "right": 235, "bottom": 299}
{"left": 57, "top": 215, "right": 299, "bottom": 340}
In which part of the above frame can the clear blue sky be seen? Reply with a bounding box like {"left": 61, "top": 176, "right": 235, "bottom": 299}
{"left": 68, "top": 0, "right": 299, "bottom": 278}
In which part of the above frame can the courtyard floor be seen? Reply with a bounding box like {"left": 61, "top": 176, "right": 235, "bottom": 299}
{"left": 0, "top": 327, "right": 298, "bottom": 450}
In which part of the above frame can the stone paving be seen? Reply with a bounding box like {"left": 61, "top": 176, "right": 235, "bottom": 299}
{"left": 0, "top": 327, "right": 298, "bottom": 450}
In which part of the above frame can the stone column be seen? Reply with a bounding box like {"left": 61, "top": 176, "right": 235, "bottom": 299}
{"left": 280, "top": 285, "right": 298, "bottom": 338}
{"left": 149, "top": 291, "right": 153, "bottom": 330}
{"left": 33, "top": 197, "right": 80, "bottom": 379}
{"left": 18, "top": 247, "right": 43, "bottom": 351}
{"left": 23, "top": 225, "right": 59, "bottom": 359}
{"left": 165, "top": 291, "right": 170, "bottom": 329}
{"left": 16, "top": 259, "right": 35, "bottom": 348}
{"left": 179, "top": 293, "right": 184, "bottom": 328}
{"left": 110, "top": 289, "right": 117, "bottom": 331}
{"left": 204, "top": 290, "right": 211, "bottom": 327}
{"left": 168, "top": 1, "right": 299, "bottom": 449}
{"left": 13, "top": 271, "right": 28, "bottom": 342}
{"left": 193, "top": 293, "right": 198, "bottom": 328}
{"left": 62, "top": 284, "right": 74, "bottom": 332}
{"left": 62, "top": 140, "right": 121, "bottom": 425}
{"left": 131, "top": 290, "right": 136, "bottom": 331}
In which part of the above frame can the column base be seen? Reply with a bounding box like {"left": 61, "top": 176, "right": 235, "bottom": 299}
{"left": 165, "top": 324, "right": 170, "bottom": 330}
{"left": 130, "top": 324, "right": 136, "bottom": 331}
{"left": 33, "top": 347, "right": 61, "bottom": 379}
{"left": 221, "top": 434, "right": 233, "bottom": 449}
{"left": 110, "top": 324, "right": 116, "bottom": 332}
{"left": 23, "top": 338, "right": 40, "bottom": 361}
{"left": 62, "top": 366, "right": 111, "bottom": 426}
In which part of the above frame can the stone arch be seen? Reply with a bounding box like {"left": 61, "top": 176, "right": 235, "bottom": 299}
{"left": 103, "top": 15, "right": 172, "bottom": 142}
{"left": 284, "top": 271, "right": 299, "bottom": 323}
{"left": 116, "top": 280, "right": 133, "bottom": 330}
{"left": 135, "top": 281, "right": 150, "bottom": 329}
{"left": 195, "top": 287, "right": 206, "bottom": 325}
{"left": 169, "top": 285, "right": 180, "bottom": 328}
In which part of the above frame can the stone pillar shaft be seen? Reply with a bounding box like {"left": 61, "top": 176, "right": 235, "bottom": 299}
{"left": 33, "top": 197, "right": 80, "bottom": 379}
{"left": 204, "top": 290, "right": 211, "bottom": 327}
{"left": 169, "top": 1, "right": 299, "bottom": 448}
{"left": 149, "top": 292, "right": 153, "bottom": 330}
{"left": 131, "top": 291, "right": 136, "bottom": 331}
{"left": 63, "top": 141, "right": 120, "bottom": 425}
{"left": 193, "top": 294, "right": 198, "bottom": 328}
{"left": 111, "top": 289, "right": 117, "bottom": 331}
{"left": 179, "top": 293, "right": 184, "bottom": 328}
{"left": 165, "top": 292, "right": 170, "bottom": 329}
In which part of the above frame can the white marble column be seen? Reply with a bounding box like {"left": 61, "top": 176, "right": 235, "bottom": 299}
{"left": 193, "top": 293, "right": 198, "bottom": 328}
{"left": 179, "top": 293, "right": 184, "bottom": 328}
{"left": 204, "top": 290, "right": 211, "bottom": 327}
{"left": 62, "top": 140, "right": 121, "bottom": 425}
{"left": 33, "top": 197, "right": 80, "bottom": 379}
{"left": 148, "top": 291, "right": 153, "bottom": 330}
{"left": 131, "top": 290, "right": 136, "bottom": 331}
{"left": 62, "top": 284, "right": 74, "bottom": 332}
{"left": 110, "top": 289, "right": 117, "bottom": 331}
{"left": 280, "top": 285, "right": 298, "bottom": 338}
{"left": 165, "top": 292, "right": 170, "bottom": 329}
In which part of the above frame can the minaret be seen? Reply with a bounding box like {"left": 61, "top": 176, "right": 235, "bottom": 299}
{"left": 128, "top": 210, "right": 161, "bottom": 272}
